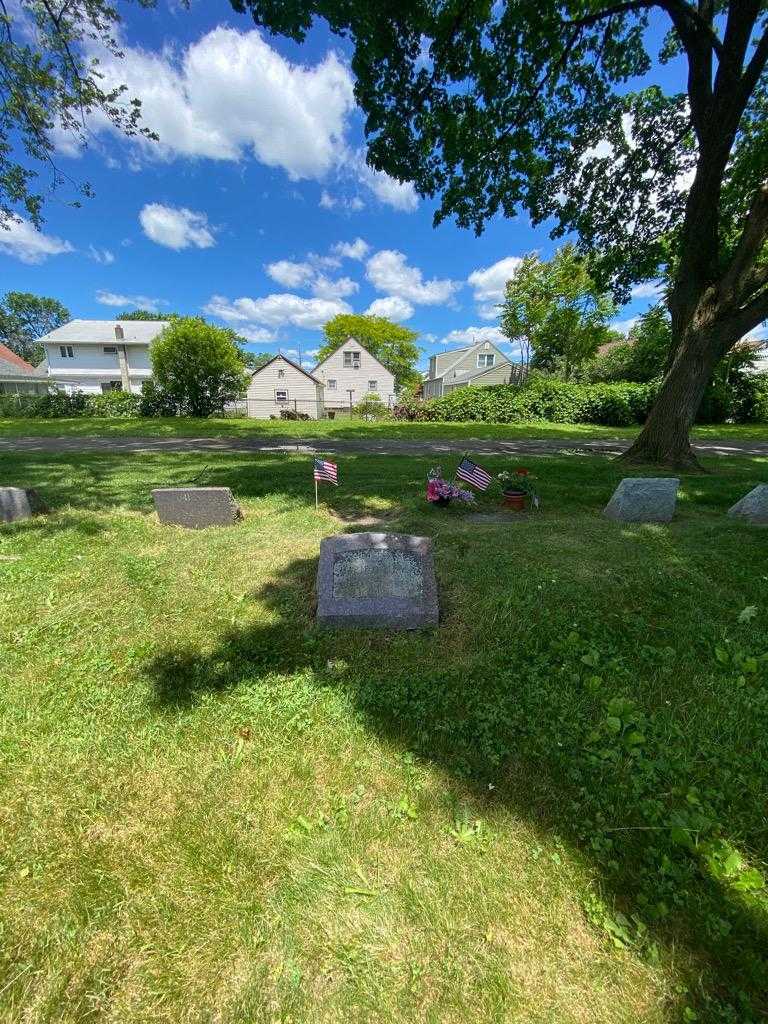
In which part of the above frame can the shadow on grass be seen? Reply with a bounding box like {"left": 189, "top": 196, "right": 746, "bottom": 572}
{"left": 143, "top": 533, "right": 768, "bottom": 1022}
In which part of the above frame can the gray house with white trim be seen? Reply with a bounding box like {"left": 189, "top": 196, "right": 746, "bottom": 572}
{"left": 423, "top": 340, "right": 523, "bottom": 399}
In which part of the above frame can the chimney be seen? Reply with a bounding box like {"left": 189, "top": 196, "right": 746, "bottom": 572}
{"left": 115, "top": 324, "right": 124, "bottom": 341}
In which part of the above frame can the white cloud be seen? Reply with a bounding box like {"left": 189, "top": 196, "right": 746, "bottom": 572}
{"left": 311, "top": 274, "right": 359, "bottom": 300}
{"left": 437, "top": 325, "right": 507, "bottom": 347}
{"left": 610, "top": 317, "right": 639, "bottom": 335}
{"left": 365, "top": 296, "right": 414, "bottom": 321}
{"left": 0, "top": 216, "right": 73, "bottom": 264}
{"left": 204, "top": 293, "right": 351, "bottom": 331}
{"left": 353, "top": 151, "right": 418, "bottom": 212}
{"left": 630, "top": 281, "right": 663, "bottom": 300}
{"left": 266, "top": 260, "right": 314, "bottom": 289}
{"left": 86, "top": 28, "right": 355, "bottom": 182}
{"left": 319, "top": 190, "right": 365, "bottom": 212}
{"left": 366, "top": 250, "right": 459, "bottom": 305}
{"left": 88, "top": 245, "right": 115, "bottom": 265}
{"left": 139, "top": 203, "right": 216, "bottom": 250}
{"left": 333, "top": 238, "right": 370, "bottom": 261}
{"left": 96, "top": 290, "right": 168, "bottom": 312}
{"left": 467, "top": 256, "right": 523, "bottom": 320}
{"left": 238, "top": 325, "right": 277, "bottom": 342}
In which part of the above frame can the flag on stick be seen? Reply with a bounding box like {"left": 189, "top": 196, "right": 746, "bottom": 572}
{"left": 313, "top": 458, "right": 338, "bottom": 509}
{"left": 456, "top": 457, "right": 492, "bottom": 491}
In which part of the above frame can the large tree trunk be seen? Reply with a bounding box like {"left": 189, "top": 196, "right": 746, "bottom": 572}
{"left": 621, "top": 302, "right": 730, "bottom": 469}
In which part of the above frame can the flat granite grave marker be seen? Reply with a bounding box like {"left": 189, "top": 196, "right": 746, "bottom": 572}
{"left": 603, "top": 477, "right": 680, "bottom": 523}
{"left": 0, "top": 487, "right": 46, "bottom": 524}
{"left": 727, "top": 484, "right": 768, "bottom": 524}
{"left": 151, "top": 487, "right": 242, "bottom": 529}
{"left": 317, "top": 532, "right": 438, "bottom": 629}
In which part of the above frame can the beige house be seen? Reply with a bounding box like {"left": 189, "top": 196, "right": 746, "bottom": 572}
{"left": 244, "top": 353, "right": 325, "bottom": 419}
{"left": 423, "top": 339, "right": 522, "bottom": 399}
{"left": 312, "top": 337, "right": 396, "bottom": 410}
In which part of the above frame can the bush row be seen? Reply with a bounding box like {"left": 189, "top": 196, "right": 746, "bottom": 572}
{"left": 394, "top": 373, "right": 768, "bottom": 426}
{"left": 0, "top": 389, "right": 142, "bottom": 419}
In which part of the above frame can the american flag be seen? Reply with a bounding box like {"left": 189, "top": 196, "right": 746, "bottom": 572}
{"left": 456, "top": 457, "right": 492, "bottom": 491}
{"left": 313, "top": 458, "right": 338, "bottom": 485}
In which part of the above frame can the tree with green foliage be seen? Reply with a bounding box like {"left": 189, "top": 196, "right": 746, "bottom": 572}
{"left": 500, "top": 247, "right": 616, "bottom": 379}
{"left": 117, "top": 311, "right": 179, "bottom": 321}
{"left": 318, "top": 313, "right": 421, "bottom": 391}
{"left": 0, "top": 291, "right": 69, "bottom": 364}
{"left": 149, "top": 318, "right": 249, "bottom": 417}
{"left": 1, "top": 0, "right": 156, "bottom": 227}
{"left": 233, "top": 0, "right": 768, "bottom": 467}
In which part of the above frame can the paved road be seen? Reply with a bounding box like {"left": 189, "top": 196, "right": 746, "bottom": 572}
{"left": 2, "top": 434, "right": 767, "bottom": 457}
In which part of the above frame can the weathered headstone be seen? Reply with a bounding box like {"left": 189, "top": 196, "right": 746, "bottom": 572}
{"left": 317, "top": 532, "right": 438, "bottom": 629}
{"left": 603, "top": 477, "right": 679, "bottom": 523}
{"left": 151, "top": 487, "right": 242, "bottom": 529}
{"left": 727, "top": 484, "right": 768, "bottom": 524}
{"left": 0, "top": 487, "right": 47, "bottom": 524}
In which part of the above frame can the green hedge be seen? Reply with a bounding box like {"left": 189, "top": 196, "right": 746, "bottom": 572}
{"left": 395, "top": 372, "right": 768, "bottom": 426}
{"left": 0, "top": 389, "right": 141, "bottom": 419}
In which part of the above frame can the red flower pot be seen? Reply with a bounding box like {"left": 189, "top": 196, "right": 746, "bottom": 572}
{"left": 503, "top": 490, "right": 526, "bottom": 511}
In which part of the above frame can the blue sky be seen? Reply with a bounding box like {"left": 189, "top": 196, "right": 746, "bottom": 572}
{"left": 0, "top": 0, "right": 679, "bottom": 369}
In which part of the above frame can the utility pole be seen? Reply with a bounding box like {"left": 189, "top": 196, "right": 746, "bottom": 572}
{"left": 347, "top": 389, "right": 354, "bottom": 417}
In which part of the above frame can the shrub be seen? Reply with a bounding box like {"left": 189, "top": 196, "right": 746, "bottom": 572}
{"left": 84, "top": 390, "right": 141, "bottom": 418}
{"left": 279, "top": 409, "right": 310, "bottom": 421}
{"left": 353, "top": 393, "right": 390, "bottom": 419}
{"left": 21, "top": 389, "right": 90, "bottom": 418}
{"left": 139, "top": 379, "right": 182, "bottom": 417}
{"left": 393, "top": 376, "right": 660, "bottom": 426}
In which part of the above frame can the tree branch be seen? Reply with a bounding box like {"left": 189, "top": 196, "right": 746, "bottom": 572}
{"left": 722, "top": 181, "right": 768, "bottom": 301}
{"left": 726, "top": 287, "right": 768, "bottom": 340}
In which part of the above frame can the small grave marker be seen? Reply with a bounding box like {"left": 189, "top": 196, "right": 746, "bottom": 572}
{"left": 603, "top": 477, "right": 679, "bottom": 523}
{"left": 151, "top": 487, "right": 242, "bottom": 529}
{"left": 0, "top": 487, "right": 46, "bottom": 524}
{"left": 727, "top": 484, "right": 768, "bottom": 524}
{"left": 317, "top": 532, "right": 438, "bottom": 629}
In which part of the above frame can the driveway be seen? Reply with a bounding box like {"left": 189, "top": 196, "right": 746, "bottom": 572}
{"left": 2, "top": 434, "right": 768, "bottom": 457}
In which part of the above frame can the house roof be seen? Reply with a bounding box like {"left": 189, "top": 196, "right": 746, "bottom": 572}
{"left": 312, "top": 336, "right": 392, "bottom": 377}
{"left": 0, "top": 342, "right": 47, "bottom": 379}
{"left": 249, "top": 351, "right": 323, "bottom": 386}
{"left": 432, "top": 339, "right": 511, "bottom": 381}
{"left": 39, "top": 319, "right": 168, "bottom": 345}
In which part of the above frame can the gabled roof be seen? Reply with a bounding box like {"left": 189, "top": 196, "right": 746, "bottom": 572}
{"left": 312, "top": 336, "right": 392, "bottom": 377}
{"left": 39, "top": 319, "right": 168, "bottom": 345}
{"left": 0, "top": 342, "right": 47, "bottom": 379}
{"left": 249, "top": 351, "right": 323, "bottom": 386}
{"left": 432, "top": 339, "right": 511, "bottom": 381}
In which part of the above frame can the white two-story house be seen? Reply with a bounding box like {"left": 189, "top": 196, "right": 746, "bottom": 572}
{"left": 312, "top": 337, "right": 396, "bottom": 410}
{"left": 40, "top": 320, "right": 167, "bottom": 395}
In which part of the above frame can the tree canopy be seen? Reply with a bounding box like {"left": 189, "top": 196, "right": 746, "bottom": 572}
{"left": 234, "top": 0, "right": 768, "bottom": 465}
{"left": 318, "top": 313, "right": 421, "bottom": 391}
{"left": 500, "top": 246, "right": 616, "bottom": 377}
{"left": 1, "top": 0, "right": 156, "bottom": 227}
{"left": 150, "top": 318, "right": 250, "bottom": 417}
{"left": 0, "top": 291, "right": 70, "bottom": 364}
{"left": 116, "top": 311, "right": 179, "bottom": 322}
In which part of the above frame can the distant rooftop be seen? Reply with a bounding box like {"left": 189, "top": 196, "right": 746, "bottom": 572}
{"left": 0, "top": 342, "right": 47, "bottom": 379}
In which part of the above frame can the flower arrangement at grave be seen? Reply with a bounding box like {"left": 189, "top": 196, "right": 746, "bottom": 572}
{"left": 498, "top": 466, "right": 539, "bottom": 511}
{"left": 426, "top": 466, "right": 476, "bottom": 507}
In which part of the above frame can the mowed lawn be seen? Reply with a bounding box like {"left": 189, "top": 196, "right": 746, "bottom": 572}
{"left": 1, "top": 414, "right": 767, "bottom": 443}
{"left": 1, "top": 450, "right": 767, "bottom": 1023}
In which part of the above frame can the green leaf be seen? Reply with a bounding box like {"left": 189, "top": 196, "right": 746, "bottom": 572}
{"left": 738, "top": 605, "right": 758, "bottom": 623}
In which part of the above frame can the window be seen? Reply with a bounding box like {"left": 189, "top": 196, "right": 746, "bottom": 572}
{"left": 101, "top": 381, "right": 122, "bottom": 393}
{"left": 277, "top": 368, "right": 285, "bottom": 378}
{"left": 368, "top": 380, "right": 378, "bottom": 391}
{"left": 103, "top": 345, "right": 117, "bottom": 355}
{"left": 59, "top": 345, "right": 74, "bottom": 359}
{"left": 478, "top": 352, "right": 495, "bottom": 368}
{"left": 327, "top": 379, "right": 337, "bottom": 390}
{"left": 275, "top": 389, "right": 289, "bottom": 403}
{"left": 343, "top": 350, "right": 361, "bottom": 368}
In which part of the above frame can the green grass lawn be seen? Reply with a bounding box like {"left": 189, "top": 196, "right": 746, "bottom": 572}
{"left": 1, "top": 414, "right": 767, "bottom": 442}
{"left": 1, "top": 449, "right": 767, "bottom": 1022}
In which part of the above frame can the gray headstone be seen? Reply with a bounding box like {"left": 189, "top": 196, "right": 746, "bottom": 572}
{"left": 603, "top": 477, "right": 680, "bottom": 523}
{"left": 317, "top": 532, "right": 438, "bottom": 630}
{"left": 727, "top": 484, "right": 768, "bottom": 524}
{"left": 0, "top": 487, "right": 47, "bottom": 524}
{"left": 151, "top": 487, "right": 242, "bottom": 529}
